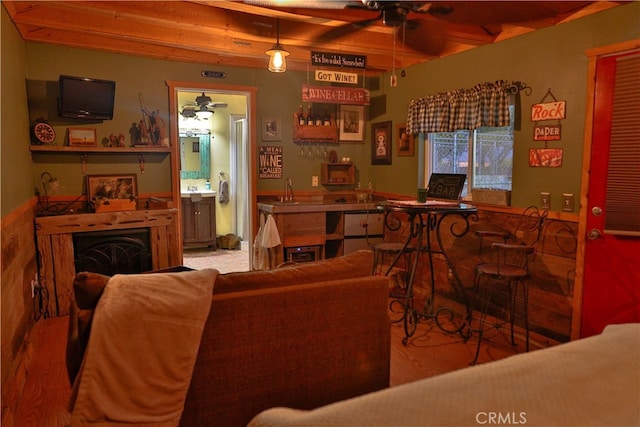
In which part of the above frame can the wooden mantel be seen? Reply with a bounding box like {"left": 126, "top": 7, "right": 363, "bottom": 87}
{"left": 35, "top": 209, "right": 181, "bottom": 317}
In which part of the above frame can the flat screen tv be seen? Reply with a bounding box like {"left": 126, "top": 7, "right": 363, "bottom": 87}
{"left": 58, "top": 75, "right": 116, "bottom": 120}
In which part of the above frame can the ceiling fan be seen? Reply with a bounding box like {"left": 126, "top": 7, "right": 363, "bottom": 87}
{"left": 246, "top": 1, "right": 452, "bottom": 56}
{"left": 322, "top": 1, "right": 452, "bottom": 56}
{"left": 180, "top": 92, "right": 228, "bottom": 120}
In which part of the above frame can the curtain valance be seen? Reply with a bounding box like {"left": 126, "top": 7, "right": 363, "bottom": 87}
{"left": 406, "top": 80, "right": 514, "bottom": 134}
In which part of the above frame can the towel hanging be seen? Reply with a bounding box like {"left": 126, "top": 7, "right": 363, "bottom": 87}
{"left": 218, "top": 172, "right": 229, "bottom": 205}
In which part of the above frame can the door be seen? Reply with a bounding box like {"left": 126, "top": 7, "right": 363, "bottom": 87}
{"left": 580, "top": 49, "right": 640, "bottom": 338}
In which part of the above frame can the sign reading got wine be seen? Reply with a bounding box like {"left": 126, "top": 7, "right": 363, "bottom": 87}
{"left": 302, "top": 84, "right": 370, "bottom": 105}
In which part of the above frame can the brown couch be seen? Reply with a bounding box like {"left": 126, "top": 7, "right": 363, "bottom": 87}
{"left": 67, "top": 250, "right": 391, "bottom": 426}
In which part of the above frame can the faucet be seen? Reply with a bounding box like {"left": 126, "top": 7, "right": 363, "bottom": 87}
{"left": 285, "top": 177, "right": 294, "bottom": 202}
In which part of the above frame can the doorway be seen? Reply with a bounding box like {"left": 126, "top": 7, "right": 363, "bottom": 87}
{"left": 168, "top": 81, "right": 258, "bottom": 271}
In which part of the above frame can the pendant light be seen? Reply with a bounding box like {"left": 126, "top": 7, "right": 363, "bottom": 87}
{"left": 266, "top": 18, "right": 289, "bottom": 73}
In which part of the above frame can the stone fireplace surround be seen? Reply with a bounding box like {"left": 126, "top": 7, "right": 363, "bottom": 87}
{"left": 35, "top": 209, "right": 181, "bottom": 317}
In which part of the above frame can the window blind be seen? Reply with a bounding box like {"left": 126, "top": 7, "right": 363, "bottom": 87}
{"left": 604, "top": 53, "right": 640, "bottom": 235}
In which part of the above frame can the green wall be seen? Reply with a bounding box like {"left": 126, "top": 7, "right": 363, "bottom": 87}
{"left": 377, "top": 2, "right": 640, "bottom": 208}
{"left": 1, "top": 7, "right": 33, "bottom": 217}
{"left": 3, "top": 2, "right": 640, "bottom": 215}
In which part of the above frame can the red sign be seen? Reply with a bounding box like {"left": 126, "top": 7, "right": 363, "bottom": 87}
{"left": 531, "top": 101, "right": 566, "bottom": 121}
{"left": 533, "top": 124, "right": 562, "bottom": 141}
{"left": 302, "top": 85, "right": 370, "bottom": 105}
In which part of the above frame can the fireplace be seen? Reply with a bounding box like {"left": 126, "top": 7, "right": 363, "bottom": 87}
{"left": 73, "top": 228, "right": 152, "bottom": 276}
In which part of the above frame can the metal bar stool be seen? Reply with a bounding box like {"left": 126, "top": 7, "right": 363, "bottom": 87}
{"left": 470, "top": 206, "right": 547, "bottom": 364}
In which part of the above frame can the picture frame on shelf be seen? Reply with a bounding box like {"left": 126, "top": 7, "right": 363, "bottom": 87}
{"left": 87, "top": 174, "right": 137, "bottom": 212}
{"left": 68, "top": 127, "right": 97, "bottom": 147}
{"left": 371, "top": 121, "right": 392, "bottom": 165}
{"left": 338, "top": 105, "right": 365, "bottom": 142}
{"left": 262, "top": 116, "right": 281, "bottom": 141}
{"left": 396, "top": 123, "right": 415, "bottom": 157}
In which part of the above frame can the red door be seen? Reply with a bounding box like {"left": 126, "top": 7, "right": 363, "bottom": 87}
{"left": 581, "top": 51, "right": 640, "bottom": 337}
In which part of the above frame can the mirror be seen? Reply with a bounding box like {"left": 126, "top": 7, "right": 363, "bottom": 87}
{"left": 180, "top": 134, "right": 210, "bottom": 180}
{"left": 181, "top": 137, "right": 201, "bottom": 171}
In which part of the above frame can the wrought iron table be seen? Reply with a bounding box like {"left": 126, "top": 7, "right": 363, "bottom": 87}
{"left": 377, "top": 200, "right": 478, "bottom": 344}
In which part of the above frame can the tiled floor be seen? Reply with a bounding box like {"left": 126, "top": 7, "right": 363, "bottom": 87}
{"left": 182, "top": 241, "right": 250, "bottom": 274}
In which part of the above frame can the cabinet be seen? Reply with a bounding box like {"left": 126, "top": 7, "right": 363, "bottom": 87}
{"left": 321, "top": 162, "right": 355, "bottom": 185}
{"left": 182, "top": 196, "right": 217, "bottom": 248}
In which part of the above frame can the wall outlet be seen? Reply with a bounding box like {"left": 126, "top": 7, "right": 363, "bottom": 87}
{"left": 540, "top": 192, "right": 550, "bottom": 210}
{"left": 311, "top": 176, "right": 319, "bottom": 187}
{"left": 562, "top": 193, "right": 575, "bottom": 212}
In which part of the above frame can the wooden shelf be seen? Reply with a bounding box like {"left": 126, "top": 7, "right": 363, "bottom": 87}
{"left": 321, "top": 162, "right": 355, "bottom": 185}
{"left": 293, "top": 113, "right": 337, "bottom": 143}
{"left": 29, "top": 145, "right": 171, "bottom": 154}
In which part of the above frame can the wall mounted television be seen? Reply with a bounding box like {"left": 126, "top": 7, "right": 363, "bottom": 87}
{"left": 58, "top": 75, "right": 116, "bottom": 120}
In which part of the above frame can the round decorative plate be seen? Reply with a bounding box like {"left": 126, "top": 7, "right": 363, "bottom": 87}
{"left": 33, "top": 121, "right": 56, "bottom": 144}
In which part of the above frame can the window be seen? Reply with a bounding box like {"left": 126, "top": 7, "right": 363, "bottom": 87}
{"left": 425, "top": 104, "right": 514, "bottom": 198}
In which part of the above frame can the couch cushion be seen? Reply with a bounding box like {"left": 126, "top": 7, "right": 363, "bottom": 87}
{"left": 214, "top": 249, "right": 374, "bottom": 295}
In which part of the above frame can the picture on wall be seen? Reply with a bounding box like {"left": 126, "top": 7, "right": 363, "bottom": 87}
{"left": 262, "top": 116, "right": 281, "bottom": 141}
{"left": 371, "top": 121, "right": 392, "bottom": 165}
{"left": 87, "top": 174, "right": 137, "bottom": 212}
{"left": 396, "top": 123, "right": 415, "bottom": 157}
{"left": 529, "top": 148, "right": 563, "bottom": 167}
{"left": 338, "top": 105, "right": 365, "bottom": 142}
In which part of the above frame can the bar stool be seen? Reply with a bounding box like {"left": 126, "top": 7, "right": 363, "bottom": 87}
{"left": 361, "top": 209, "right": 415, "bottom": 319}
{"left": 471, "top": 206, "right": 547, "bottom": 364}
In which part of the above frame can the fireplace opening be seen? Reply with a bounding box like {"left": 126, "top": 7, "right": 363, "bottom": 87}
{"left": 73, "top": 228, "right": 151, "bottom": 275}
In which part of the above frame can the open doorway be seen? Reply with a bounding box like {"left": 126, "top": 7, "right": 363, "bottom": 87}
{"left": 168, "top": 82, "right": 257, "bottom": 272}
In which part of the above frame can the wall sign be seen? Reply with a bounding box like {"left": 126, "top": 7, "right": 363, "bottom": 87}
{"left": 302, "top": 84, "right": 370, "bottom": 105}
{"left": 533, "top": 124, "right": 562, "bottom": 141}
{"left": 531, "top": 101, "right": 566, "bottom": 121}
{"left": 314, "top": 70, "right": 358, "bottom": 85}
{"left": 201, "top": 70, "right": 227, "bottom": 79}
{"left": 311, "top": 51, "right": 366, "bottom": 69}
{"left": 259, "top": 146, "right": 283, "bottom": 179}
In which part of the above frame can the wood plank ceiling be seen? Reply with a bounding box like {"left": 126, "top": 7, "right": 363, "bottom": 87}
{"left": 3, "top": 1, "right": 627, "bottom": 74}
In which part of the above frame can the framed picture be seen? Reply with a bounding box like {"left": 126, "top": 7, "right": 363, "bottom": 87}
{"left": 68, "top": 127, "right": 97, "bottom": 147}
{"left": 262, "top": 116, "right": 281, "bottom": 141}
{"left": 371, "top": 121, "right": 392, "bottom": 165}
{"left": 338, "top": 105, "right": 365, "bottom": 142}
{"left": 396, "top": 123, "right": 415, "bottom": 157}
{"left": 87, "top": 174, "right": 138, "bottom": 212}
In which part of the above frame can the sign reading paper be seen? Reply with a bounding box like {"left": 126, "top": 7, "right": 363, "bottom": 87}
{"left": 302, "top": 84, "right": 370, "bottom": 105}
{"left": 311, "top": 51, "right": 366, "bottom": 69}
{"left": 315, "top": 70, "right": 359, "bottom": 85}
{"left": 259, "top": 146, "right": 283, "bottom": 179}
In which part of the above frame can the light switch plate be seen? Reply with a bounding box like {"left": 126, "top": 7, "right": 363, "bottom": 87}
{"left": 562, "top": 193, "right": 574, "bottom": 212}
{"left": 311, "top": 176, "right": 319, "bottom": 187}
{"left": 540, "top": 192, "right": 550, "bottom": 210}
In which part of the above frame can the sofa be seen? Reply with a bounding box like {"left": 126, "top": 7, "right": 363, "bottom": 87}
{"left": 248, "top": 322, "right": 640, "bottom": 427}
{"left": 66, "top": 250, "right": 392, "bottom": 427}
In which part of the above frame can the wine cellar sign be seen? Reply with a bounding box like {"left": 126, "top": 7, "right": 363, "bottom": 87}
{"left": 259, "top": 146, "right": 283, "bottom": 179}
{"left": 302, "top": 84, "right": 370, "bottom": 105}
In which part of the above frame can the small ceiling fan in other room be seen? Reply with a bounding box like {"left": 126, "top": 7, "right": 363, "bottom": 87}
{"left": 180, "top": 92, "right": 228, "bottom": 120}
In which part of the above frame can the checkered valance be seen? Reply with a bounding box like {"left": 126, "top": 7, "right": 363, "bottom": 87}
{"left": 406, "top": 80, "right": 512, "bottom": 134}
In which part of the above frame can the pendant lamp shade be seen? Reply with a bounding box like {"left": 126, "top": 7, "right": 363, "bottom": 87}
{"left": 266, "top": 18, "right": 289, "bottom": 73}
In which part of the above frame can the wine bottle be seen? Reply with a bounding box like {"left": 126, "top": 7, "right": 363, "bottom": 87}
{"left": 315, "top": 109, "right": 322, "bottom": 126}
{"left": 307, "top": 106, "right": 314, "bottom": 125}
{"left": 298, "top": 105, "right": 305, "bottom": 126}
{"left": 323, "top": 109, "right": 331, "bottom": 126}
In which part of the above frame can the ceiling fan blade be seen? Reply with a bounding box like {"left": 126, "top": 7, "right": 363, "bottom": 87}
{"left": 401, "top": 19, "right": 447, "bottom": 56}
{"left": 317, "top": 14, "right": 380, "bottom": 43}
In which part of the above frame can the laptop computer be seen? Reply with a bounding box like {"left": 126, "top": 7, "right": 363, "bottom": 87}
{"left": 426, "top": 173, "right": 466, "bottom": 201}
